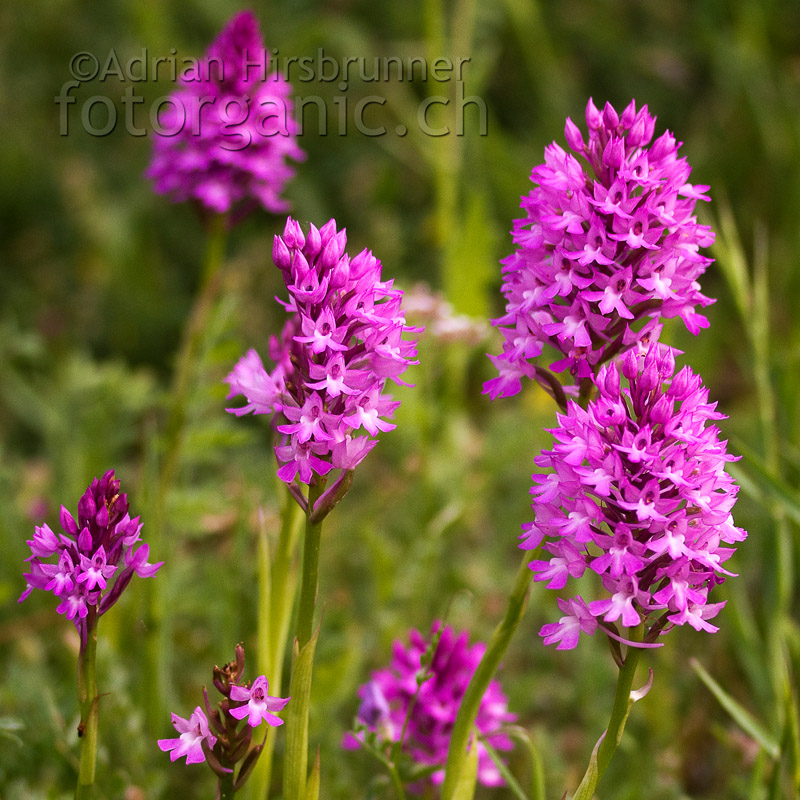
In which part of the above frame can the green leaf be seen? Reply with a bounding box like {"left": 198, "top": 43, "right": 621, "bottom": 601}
{"left": 729, "top": 439, "right": 800, "bottom": 526}
{"left": 480, "top": 734, "right": 530, "bottom": 800}
{"left": 691, "top": 658, "right": 780, "bottom": 759}
{"left": 504, "top": 726, "right": 546, "bottom": 800}
{"left": 306, "top": 747, "right": 321, "bottom": 800}
{"left": 441, "top": 551, "right": 533, "bottom": 800}
{"left": 570, "top": 731, "right": 603, "bottom": 800}
{"left": 0, "top": 716, "right": 24, "bottom": 748}
{"left": 283, "top": 630, "right": 320, "bottom": 800}
{"left": 766, "top": 670, "right": 800, "bottom": 798}
{"left": 787, "top": 684, "right": 800, "bottom": 793}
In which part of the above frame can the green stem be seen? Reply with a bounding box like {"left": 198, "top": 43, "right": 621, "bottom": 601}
{"left": 283, "top": 479, "right": 326, "bottom": 800}
{"left": 595, "top": 637, "right": 643, "bottom": 777}
{"left": 388, "top": 761, "right": 407, "bottom": 800}
{"left": 76, "top": 610, "right": 99, "bottom": 800}
{"left": 296, "top": 480, "right": 326, "bottom": 649}
{"left": 219, "top": 771, "right": 236, "bottom": 800}
{"left": 359, "top": 736, "right": 407, "bottom": 800}
{"left": 441, "top": 550, "right": 534, "bottom": 800}
{"left": 572, "top": 628, "right": 644, "bottom": 799}
{"left": 162, "top": 212, "right": 229, "bottom": 484}
{"left": 268, "top": 492, "right": 303, "bottom": 683}
{"left": 146, "top": 213, "right": 229, "bottom": 730}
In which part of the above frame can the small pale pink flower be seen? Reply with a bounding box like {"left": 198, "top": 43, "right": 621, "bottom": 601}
{"left": 158, "top": 707, "right": 217, "bottom": 765}
{"left": 229, "top": 676, "right": 290, "bottom": 727}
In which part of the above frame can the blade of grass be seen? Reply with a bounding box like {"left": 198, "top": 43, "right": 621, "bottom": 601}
{"left": 729, "top": 440, "right": 800, "bottom": 526}
{"left": 480, "top": 735, "right": 530, "bottom": 800}
{"left": 780, "top": 671, "right": 800, "bottom": 795}
{"left": 690, "top": 658, "right": 779, "bottom": 759}
{"left": 505, "top": 726, "right": 546, "bottom": 800}
{"left": 306, "top": 747, "right": 321, "bottom": 800}
{"left": 710, "top": 198, "right": 751, "bottom": 322}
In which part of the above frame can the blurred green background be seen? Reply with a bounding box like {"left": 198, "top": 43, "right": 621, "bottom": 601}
{"left": 1, "top": 0, "right": 799, "bottom": 797}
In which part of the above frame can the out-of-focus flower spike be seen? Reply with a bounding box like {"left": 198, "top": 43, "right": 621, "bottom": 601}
{"left": 344, "top": 623, "right": 515, "bottom": 790}
{"left": 146, "top": 11, "right": 303, "bottom": 220}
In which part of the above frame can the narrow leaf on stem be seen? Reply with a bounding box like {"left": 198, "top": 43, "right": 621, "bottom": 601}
{"left": 283, "top": 630, "right": 319, "bottom": 800}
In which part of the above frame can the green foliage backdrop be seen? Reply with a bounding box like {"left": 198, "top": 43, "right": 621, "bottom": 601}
{"left": 1, "top": 1, "right": 799, "bottom": 798}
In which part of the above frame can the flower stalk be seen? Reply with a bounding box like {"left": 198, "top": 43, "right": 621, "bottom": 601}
{"left": 224, "top": 215, "right": 419, "bottom": 797}
{"left": 218, "top": 771, "right": 236, "bottom": 800}
{"left": 18, "top": 471, "right": 160, "bottom": 798}
{"left": 282, "top": 478, "right": 326, "bottom": 800}
{"left": 76, "top": 611, "right": 99, "bottom": 800}
{"left": 162, "top": 211, "right": 229, "bottom": 483}
{"left": 296, "top": 479, "right": 326, "bottom": 650}
{"left": 146, "top": 10, "right": 303, "bottom": 218}
{"left": 572, "top": 628, "right": 649, "bottom": 800}
{"left": 158, "top": 644, "right": 289, "bottom": 794}
{"left": 146, "top": 213, "right": 228, "bottom": 730}
{"left": 596, "top": 639, "right": 644, "bottom": 777}
{"left": 440, "top": 550, "right": 533, "bottom": 800}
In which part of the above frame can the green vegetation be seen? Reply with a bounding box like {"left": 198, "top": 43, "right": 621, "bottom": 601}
{"left": 2, "top": 1, "right": 799, "bottom": 797}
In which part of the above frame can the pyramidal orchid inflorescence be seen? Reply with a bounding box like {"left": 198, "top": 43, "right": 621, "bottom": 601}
{"left": 344, "top": 623, "right": 515, "bottom": 791}
{"left": 485, "top": 98, "right": 715, "bottom": 400}
{"left": 19, "top": 470, "right": 162, "bottom": 649}
{"left": 225, "top": 217, "right": 420, "bottom": 506}
{"left": 146, "top": 10, "right": 304, "bottom": 219}
{"left": 523, "top": 344, "right": 746, "bottom": 650}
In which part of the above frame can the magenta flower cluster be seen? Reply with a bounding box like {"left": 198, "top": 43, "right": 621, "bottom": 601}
{"left": 19, "top": 470, "right": 161, "bottom": 647}
{"left": 226, "top": 217, "right": 419, "bottom": 485}
{"left": 344, "top": 623, "right": 515, "bottom": 790}
{"left": 485, "top": 98, "right": 715, "bottom": 399}
{"left": 159, "top": 644, "right": 289, "bottom": 775}
{"left": 146, "top": 11, "right": 304, "bottom": 217}
{"left": 523, "top": 345, "right": 746, "bottom": 649}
